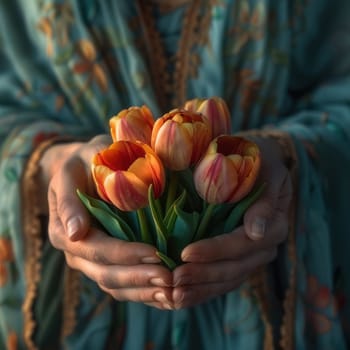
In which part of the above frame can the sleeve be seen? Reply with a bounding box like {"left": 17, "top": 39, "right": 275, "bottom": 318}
{"left": 0, "top": 3, "right": 97, "bottom": 349}
{"left": 267, "top": 1, "right": 350, "bottom": 348}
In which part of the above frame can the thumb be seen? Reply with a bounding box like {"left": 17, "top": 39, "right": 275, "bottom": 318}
{"left": 53, "top": 136, "right": 112, "bottom": 241}
{"left": 243, "top": 168, "right": 292, "bottom": 241}
{"left": 243, "top": 195, "right": 274, "bottom": 241}
{"left": 50, "top": 157, "right": 92, "bottom": 241}
{"left": 243, "top": 180, "right": 278, "bottom": 240}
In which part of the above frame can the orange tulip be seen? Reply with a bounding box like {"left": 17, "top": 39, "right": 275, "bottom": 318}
{"left": 151, "top": 109, "right": 212, "bottom": 170}
{"left": 92, "top": 140, "right": 165, "bottom": 211}
{"left": 109, "top": 105, "right": 155, "bottom": 145}
{"left": 184, "top": 97, "right": 231, "bottom": 138}
{"left": 194, "top": 135, "right": 261, "bottom": 204}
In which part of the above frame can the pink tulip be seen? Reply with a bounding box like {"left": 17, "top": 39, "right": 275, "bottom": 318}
{"left": 194, "top": 135, "right": 261, "bottom": 204}
{"left": 184, "top": 97, "right": 231, "bottom": 138}
{"left": 109, "top": 105, "right": 155, "bottom": 145}
{"left": 151, "top": 109, "right": 212, "bottom": 170}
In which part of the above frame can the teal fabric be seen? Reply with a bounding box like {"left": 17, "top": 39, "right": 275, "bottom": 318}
{"left": 0, "top": 0, "right": 349, "bottom": 349}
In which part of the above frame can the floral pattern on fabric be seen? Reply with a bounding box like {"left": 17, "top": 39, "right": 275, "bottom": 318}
{"left": 0, "top": 0, "right": 349, "bottom": 349}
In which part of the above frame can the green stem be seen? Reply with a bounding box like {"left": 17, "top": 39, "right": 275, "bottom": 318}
{"left": 156, "top": 251, "right": 177, "bottom": 271}
{"left": 148, "top": 186, "right": 168, "bottom": 254}
{"left": 137, "top": 208, "right": 152, "bottom": 244}
{"left": 194, "top": 203, "right": 216, "bottom": 241}
{"left": 224, "top": 182, "right": 267, "bottom": 232}
{"left": 165, "top": 172, "right": 178, "bottom": 212}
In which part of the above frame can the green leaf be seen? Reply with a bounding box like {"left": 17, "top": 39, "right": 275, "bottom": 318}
{"left": 148, "top": 185, "right": 169, "bottom": 254}
{"left": 136, "top": 208, "right": 153, "bottom": 245}
{"left": 164, "top": 190, "right": 187, "bottom": 232}
{"left": 168, "top": 206, "right": 200, "bottom": 264}
{"left": 156, "top": 251, "right": 177, "bottom": 271}
{"left": 77, "top": 189, "right": 136, "bottom": 241}
{"left": 224, "top": 182, "right": 267, "bottom": 232}
{"left": 165, "top": 171, "right": 179, "bottom": 212}
{"left": 193, "top": 203, "right": 216, "bottom": 241}
{"left": 176, "top": 169, "right": 202, "bottom": 211}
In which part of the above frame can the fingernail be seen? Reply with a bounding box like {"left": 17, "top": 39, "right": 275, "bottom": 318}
{"left": 141, "top": 256, "right": 161, "bottom": 264}
{"left": 173, "top": 289, "right": 185, "bottom": 305}
{"left": 153, "top": 292, "right": 169, "bottom": 304}
{"left": 150, "top": 278, "right": 168, "bottom": 287}
{"left": 67, "top": 217, "right": 81, "bottom": 239}
{"left": 251, "top": 217, "right": 266, "bottom": 240}
{"left": 162, "top": 303, "right": 174, "bottom": 310}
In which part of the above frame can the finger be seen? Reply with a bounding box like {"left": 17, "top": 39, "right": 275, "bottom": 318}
{"left": 144, "top": 301, "right": 173, "bottom": 310}
{"left": 243, "top": 168, "right": 292, "bottom": 241}
{"left": 48, "top": 157, "right": 92, "bottom": 241}
{"left": 51, "top": 136, "right": 111, "bottom": 241}
{"left": 50, "top": 225, "right": 162, "bottom": 265}
{"left": 181, "top": 211, "right": 287, "bottom": 262}
{"left": 172, "top": 276, "right": 247, "bottom": 309}
{"left": 99, "top": 284, "right": 173, "bottom": 306}
{"left": 174, "top": 248, "right": 276, "bottom": 286}
{"left": 65, "top": 252, "right": 172, "bottom": 289}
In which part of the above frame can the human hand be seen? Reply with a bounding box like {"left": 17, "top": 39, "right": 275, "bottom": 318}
{"left": 44, "top": 136, "right": 173, "bottom": 308}
{"left": 171, "top": 136, "right": 293, "bottom": 309}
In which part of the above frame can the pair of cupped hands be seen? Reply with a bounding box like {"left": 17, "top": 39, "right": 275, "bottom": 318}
{"left": 41, "top": 134, "right": 292, "bottom": 310}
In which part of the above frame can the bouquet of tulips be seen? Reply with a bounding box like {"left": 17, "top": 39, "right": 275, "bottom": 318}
{"left": 78, "top": 97, "right": 264, "bottom": 269}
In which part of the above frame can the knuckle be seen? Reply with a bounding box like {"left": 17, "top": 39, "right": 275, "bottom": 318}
{"left": 128, "top": 272, "right": 145, "bottom": 287}
{"left": 57, "top": 195, "right": 76, "bottom": 219}
{"left": 137, "top": 289, "right": 154, "bottom": 303}
{"left": 96, "top": 270, "right": 116, "bottom": 289}
{"left": 86, "top": 248, "right": 111, "bottom": 265}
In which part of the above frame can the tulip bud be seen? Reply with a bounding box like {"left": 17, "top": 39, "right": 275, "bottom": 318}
{"left": 184, "top": 97, "right": 231, "bottom": 138}
{"left": 151, "top": 109, "right": 212, "bottom": 171}
{"left": 92, "top": 140, "right": 165, "bottom": 211}
{"left": 194, "top": 135, "right": 261, "bottom": 204}
{"left": 109, "top": 105, "right": 155, "bottom": 145}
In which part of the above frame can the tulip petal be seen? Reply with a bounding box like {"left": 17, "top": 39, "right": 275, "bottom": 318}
{"left": 154, "top": 120, "right": 192, "bottom": 170}
{"left": 227, "top": 155, "right": 260, "bottom": 202}
{"left": 110, "top": 105, "right": 154, "bottom": 144}
{"left": 152, "top": 109, "right": 211, "bottom": 170}
{"left": 91, "top": 164, "right": 114, "bottom": 202}
{"left": 104, "top": 171, "right": 149, "bottom": 211}
{"left": 194, "top": 154, "right": 238, "bottom": 204}
{"left": 128, "top": 157, "right": 154, "bottom": 185}
{"left": 145, "top": 153, "right": 166, "bottom": 197}
{"left": 194, "top": 135, "right": 261, "bottom": 204}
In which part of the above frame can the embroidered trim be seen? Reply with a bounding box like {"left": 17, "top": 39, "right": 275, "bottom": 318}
{"left": 249, "top": 268, "right": 275, "bottom": 350}
{"left": 136, "top": 1, "right": 171, "bottom": 111}
{"left": 136, "top": 0, "right": 213, "bottom": 110}
{"left": 21, "top": 136, "right": 74, "bottom": 350}
{"left": 241, "top": 129, "right": 298, "bottom": 350}
{"left": 171, "top": 0, "right": 202, "bottom": 107}
{"left": 149, "top": 0, "right": 192, "bottom": 11}
{"left": 61, "top": 267, "right": 81, "bottom": 339}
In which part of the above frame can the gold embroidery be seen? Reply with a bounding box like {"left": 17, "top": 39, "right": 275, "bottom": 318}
{"left": 136, "top": 0, "right": 213, "bottom": 111}
{"left": 22, "top": 141, "right": 51, "bottom": 350}
{"left": 240, "top": 129, "right": 298, "bottom": 350}
{"left": 249, "top": 268, "right": 275, "bottom": 350}
{"left": 61, "top": 267, "right": 81, "bottom": 339}
{"left": 22, "top": 136, "right": 76, "bottom": 350}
